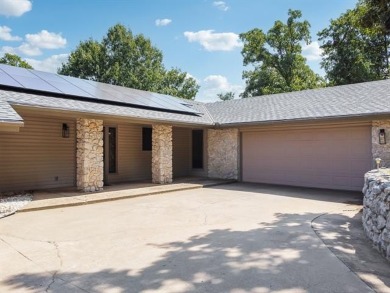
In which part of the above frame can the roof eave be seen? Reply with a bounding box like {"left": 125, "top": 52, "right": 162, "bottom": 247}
{"left": 214, "top": 112, "right": 390, "bottom": 128}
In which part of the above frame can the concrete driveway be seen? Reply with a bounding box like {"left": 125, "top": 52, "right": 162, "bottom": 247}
{"left": 0, "top": 183, "right": 384, "bottom": 293}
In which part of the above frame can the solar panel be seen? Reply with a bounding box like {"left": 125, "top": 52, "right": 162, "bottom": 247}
{"left": 0, "top": 64, "right": 200, "bottom": 115}
{"left": 0, "top": 65, "right": 61, "bottom": 93}
{"left": 0, "top": 70, "right": 22, "bottom": 87}
{"left": 31, "top": 70, "right": 94, "bottom": 98}
{"left": 88, "top": 81, "right": 151, "bottom": 108}
{"left": 0, "top": 64, "right": 32, "bottom": 77}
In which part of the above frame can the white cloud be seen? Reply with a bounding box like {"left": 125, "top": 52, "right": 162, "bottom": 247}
{"left": 184, "top": 30, "right": 242, "bottom": 52}
{"left": 185, "top": 73, "right": 199, "bottom": 83}
{"left": 0, "top": 26, "right": 21, "bottom": 41}
{"left": 0, "top": 45, "right": 16, "bottom": 54}
{"left": 0, "top": 0, "right": 32, "bottom": 17}
{"left": 155, "top": 18, "right": 172, "bottom": 27}
{"left": 1, "top": 30, "right": 67, "bottom": 57}
{"left": 17, "top": 43, "right": 42, "bottom": 56}
{"left": 195, "top": 74, "right": 244, "bottom": 102}
{"left": 302, "top": 41, "right": 323, "bottom": 61}
{"left": 25, "top": 54, "right": 69, "bottom": 73}
{"left": 25, "top": 30, "right": 67, "bottom": 49}
{"left": 213, "top": 1, "right": 229, "bottom": 11}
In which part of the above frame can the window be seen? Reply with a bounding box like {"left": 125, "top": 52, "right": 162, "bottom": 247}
{"left": 192, "top": 130, "right": 203, "bottom": 169}
{"left": 142, "top": 127, "right": 152, "bottom": 151}
{"left": 108, "top": 127, "right": 117, "bottom": 173}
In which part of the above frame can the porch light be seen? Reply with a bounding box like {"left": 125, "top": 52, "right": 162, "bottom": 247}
{"left": 62, "top": 123, "right": 70, "bottom": 138}
{"left": 379, "top": 129, "right": 386, "bottom": 145}
{"left": 375, "top": 158, "right": 382, "bottom": 169}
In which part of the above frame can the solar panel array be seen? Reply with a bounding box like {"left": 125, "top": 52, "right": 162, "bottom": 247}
{"left": 0, "top": 64, "right": 199, "bottom": 115}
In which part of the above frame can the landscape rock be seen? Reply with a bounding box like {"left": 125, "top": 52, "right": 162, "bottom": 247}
{"left": 363, "top": 169, "right": 390, "bottom": 261}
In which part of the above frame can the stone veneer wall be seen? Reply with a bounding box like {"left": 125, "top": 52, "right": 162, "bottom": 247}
{"left": 208, "top": 128, "right": 239, "bottom": 180}
{"left": 152, "top": 125, "right": 173, "bottom": 184}
{"left": 372, "top": 120, "right": 390, "bottom": 167}
{"left": 76, "top": 118, "right": 104, "bottom": 192}
{"left": 362, "top": 170, "right": 390, "bottom": 261}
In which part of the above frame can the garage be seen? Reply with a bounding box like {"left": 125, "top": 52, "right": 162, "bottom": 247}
{"left": 241, "top": 124, "right": 372, "bottom": 191}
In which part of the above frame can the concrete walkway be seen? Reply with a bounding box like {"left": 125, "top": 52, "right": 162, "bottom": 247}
{"left": 1, "top": 183, "right": 387, "bottom": 292}
{"left": 312, "top": 207, "right": 390, "bottom": 293}
{"left": 19, "top": 178, "right": 234, "bottom": 212}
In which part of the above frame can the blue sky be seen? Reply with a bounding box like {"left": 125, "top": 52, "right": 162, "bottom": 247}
{"left": 0, "top": 0, "right": 357, "bottom": 102}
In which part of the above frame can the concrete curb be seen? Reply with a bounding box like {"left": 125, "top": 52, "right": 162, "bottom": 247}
{"left": 18, "top": 180, "right": 236, "bottom": 213}
{"left": 311, "top": 207, "right": 390, "bottom": 293}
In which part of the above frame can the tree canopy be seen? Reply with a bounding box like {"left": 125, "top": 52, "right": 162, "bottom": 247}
{"left": 318, "top": 2, "right": 389, "bottom": 85}
{"left": 59, "top": 24, "right": 199, "bottom": 100}
{"left": 0, "top": 53, "right": 33, "bottom": 69}
{"left": 239, "top": 10, "right": 324, "bottom": 98}
{"left": 217, "top": 92, "right": 235, "bottom": 101}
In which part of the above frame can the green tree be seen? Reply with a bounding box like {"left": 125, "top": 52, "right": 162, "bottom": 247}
{"left": 359, "top": 0, "right": 390, "bottom": 75}
{"left": 59, "top": 24, "right": 199, "bottom": 100}
{"left": 239, "top": 10, "right": 324, "bottom": 98}
{"left": 217, "top": 91, "right": 235, "bottom": 101}
{"left": 318, "top": 4, "right": 389, "bottom": 85}
{"left": 359, "top": 0, "right": 390, "bottom": 31}
{"left": 0, "top": 53, "right": 33, "bottom": 69}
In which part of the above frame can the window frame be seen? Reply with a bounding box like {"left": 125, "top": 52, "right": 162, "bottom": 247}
{"left": 142, "top": 127, "right": 152, "bottom": 151}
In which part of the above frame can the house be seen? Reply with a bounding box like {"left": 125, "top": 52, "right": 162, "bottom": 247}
{"left": 0, "top": 63, "right": 389, "bottom": 193}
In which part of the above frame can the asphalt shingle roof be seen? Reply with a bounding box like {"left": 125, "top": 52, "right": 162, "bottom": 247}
{"left": 0, "top": 98, "right": 23, "bottom": 123}
{"left": 205, "top": 79, "right": 390, "bottom": 125}
{"left": 0, "top": 90, "right": 213, "bottom": 126}
{"left": 1, "top": 78, "right": 390, "bottom": 126}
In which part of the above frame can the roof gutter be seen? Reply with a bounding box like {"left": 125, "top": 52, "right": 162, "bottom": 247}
{"left": 0, "top": 120, "right": 24, "bottom": 132}
{"left": 213, "top": 112, "right": 390, "bottom": 128}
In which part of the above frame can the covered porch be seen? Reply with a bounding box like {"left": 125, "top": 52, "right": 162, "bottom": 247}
{"left": 0, "top": 106, "right": 240, "bottom": 194}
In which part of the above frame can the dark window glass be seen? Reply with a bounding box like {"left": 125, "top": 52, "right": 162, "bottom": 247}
{"left": 142, "top": 127, "right": 152, "bottom": 151}
{"left": 108, "top": 127, "right": 117, "bottom": 173}
{"left": 192, "top": 130, "right": 203, "bottom": 169}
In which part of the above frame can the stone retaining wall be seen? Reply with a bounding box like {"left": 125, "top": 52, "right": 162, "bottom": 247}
{"left": 76, "top": 118, "right": 104, "bottom": 192}
{"left": 207, "top": 128, "right": 239, "bottom": 180}
{"left": 362, "top": 169, "right": 390, "bottom": 261}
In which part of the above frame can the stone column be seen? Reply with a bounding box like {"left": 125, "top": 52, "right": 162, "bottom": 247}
{"left": 372, "top": 120, "right": 390, "bottom": 168}
{"left": 76, "top": 118, "right": 104, "bottom": 192}
{"left": 207, "top": 128, "right": 239, "bottom": 180}
{"left": 152, "top": 124, "right": 173, "bottom": 184}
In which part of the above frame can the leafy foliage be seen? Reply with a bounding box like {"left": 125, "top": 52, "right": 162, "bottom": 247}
{"left": 318, "top": 2, "right": 389, "bottom": 85}
{"left": 217, "top": 91, "right": 235, "bottom": 101}
{"left": 0, "top": 53, "right": 33, "bottom": 69}
{"left": 239, "top": 10, "right": 324, "bottom": 97}
{"left": 59, "top": 24, "right": 199, "bottom": 100}
{"left": 358, "top": 0, "right": 390, "bottom": 32}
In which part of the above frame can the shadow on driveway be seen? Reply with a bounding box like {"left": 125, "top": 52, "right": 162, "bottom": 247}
{"left": 3, "top": 211, "right": 378, "bottom": 292}
{"left": 313, "top": 208, "right": 390, "bottom": 293}
{"left": 206, "top": 182, "right": 363, "bottom": 204}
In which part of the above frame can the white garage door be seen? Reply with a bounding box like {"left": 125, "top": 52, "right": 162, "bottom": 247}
{"left": 242, "top": 125, "right": 372, "bottom": 191}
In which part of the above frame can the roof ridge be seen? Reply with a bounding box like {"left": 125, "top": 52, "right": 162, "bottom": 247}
{"left": 199, "top": 102, "right": 216, "bottom": 125}
{"left": 204, "top": 78, "right": 390, "bottom": 106}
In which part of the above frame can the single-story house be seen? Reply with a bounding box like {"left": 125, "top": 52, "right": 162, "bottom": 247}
{"left": 0, "top": 64, "right": 389, "bottom": 193}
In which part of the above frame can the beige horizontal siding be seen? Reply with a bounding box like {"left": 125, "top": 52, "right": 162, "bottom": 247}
{"left": 106, "top": 124, "right": 152, "bottom": 184}
{"left": 0, "top": 115, "right": 76, "bottom": 192}
{"left": 173, "top": 127, "right": 191, "bottom": 178}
